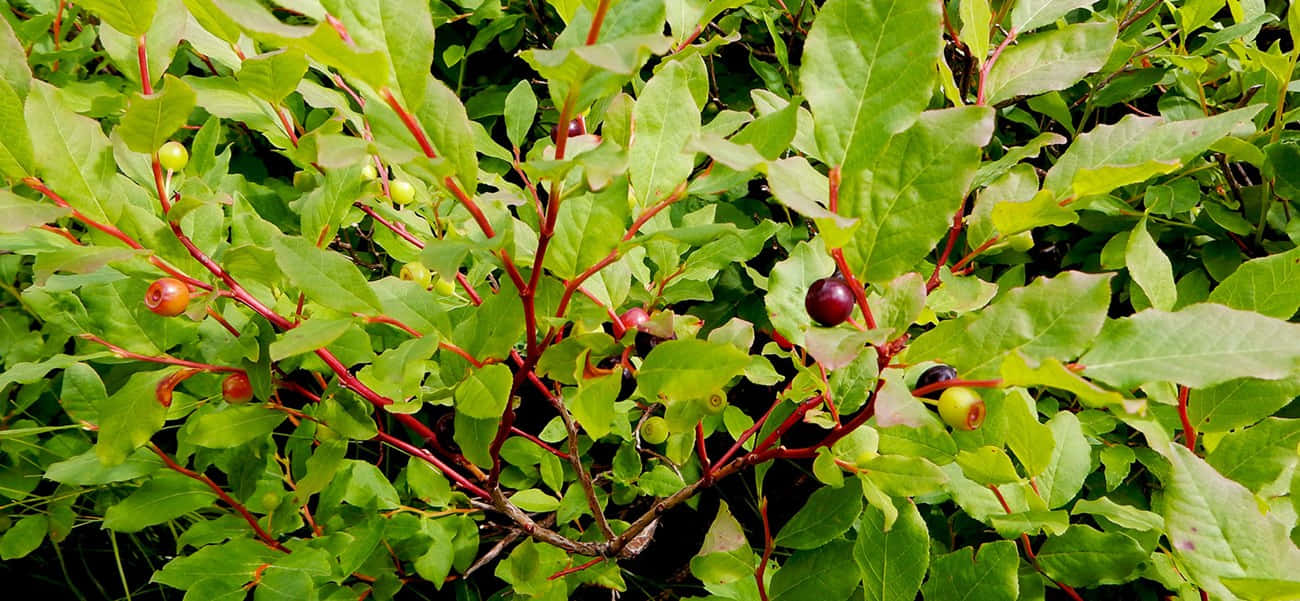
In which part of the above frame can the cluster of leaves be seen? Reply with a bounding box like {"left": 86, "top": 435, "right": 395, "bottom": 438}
{"left": 2, "top": 0, "right": 1300, "bottom": 600}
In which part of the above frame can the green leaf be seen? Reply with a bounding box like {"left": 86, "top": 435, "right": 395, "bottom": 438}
{"left": 1126, "top": 216, "right": 1177, "bottom": 311}
{"left": 236, "top": 49, "right": 309, "bottom": 105}
{"left": 1042, "top": 106, "right": 1264, "bottom": 200}
{"left": 855, "top": 497, "right": 929, "bottom": 601}
{"left": 45, "top": 448, "right": 161, "bottom": 486}
{"left": 117, "top": 75, "right": 196, "bottom": 154}
{"left": 545, "top": 183, "right": 630, "bottom": 279}
{"left": 959, "top": 0, "right": 992, "bottom": 67}
{"left": 186, "top": 405, "right": 287, "bottom": 448}
{"left": 96, "top": 369, "right": 176, "bottom": 466}
{"left": 510, "top": 488, "right": 561, "bottom": 513}
{"left": 920, "top": 541, "right": 1020, "bottom": 601}
{"left": 906, "top": 271, "right": 1113, "bottom": 379}
{"left": 78, "top": 0, "right": 158, "bottom": 36}
{"left": 986, "top": 21, "right": 1115, "bottom": 106}
{"left": 327, "top": 0, "right": 435, "bottom": 109}
{"left": 634, "top": 339, "right": 751, "bottom": 403}
{"left": 1206, "top": 418, "right": 1300, "bottom": 491}
{"left": 272, "top": 235, "right": 384, "bottom": 315}
{"left": 989, "top": 510, "right": 1069, "bottom": 538}
{"left": 991, "top": 189, "right": 1080, "bottom": 236}
{"left": 0, "top": 189, "right": 69, "bottom": 233}
{"left": 269, "top": 318, "right": 354, "bottom": 361}
{"left": 570, "top": 373, "right": 620, "bottom": 440}
{"left": 1003, "top": 388, "right": 1056, "bottom": 477}
{"left": 413, "top": 75, "right": 478, "bottom": 194}
{"left": 862, "top": 454, "right": 948, "bottom": 497}
{"left": 1081, "top": 303, "right": 1300, "bottom": 389}
{"left": 955, "top": 446, "right": 1022, "bottom": 485}
{"left": 629, "top": 59, "right": 699, "bottom": 206}
{"left": 1207, "top": 245, "right": 1300, "bottom": 319}
{"left": 800, "top": 0, "right": 942, "bottom": 171}
{"left": 504, "top": 80, "right": 537, "bottom": 149}
{"left": 455, "top": 363, "right": 512, "bottom": 419}
{"left": 1035, "top": 411, "right": 1090, "bottom": 508}
{"left": 1036, "top": 525, "right": 1146, "bottom": 586}
{"left": 768, "top": 539, "right": 860, "bottom": 601}
{"left": 1163, "top": 444, "right": 1300, "bottom": 598}
{"left": 1071, "top": 159, "right": 1182, "bottom": 199}
{"left": 840, "top": 106, "right": 994, "bottom": 282}
{"left": 103, "top": 473, "right": 217, "bottom": 531}
{"left": 0, "top": 515, "right": 47, "bottom": 560}
{"left": 454, "top": 412, "right": 499, "bottom": 468}
{"left": 775, "top": 482, "right": 862, "bottom": 550}
{"left": 25, "top": 82, "right": 120, "bottom": 222}
{"left": 1189, "top": 377, "right": 1300, "bottom": 433}
{"left": 1000, "top": 352, "right": 1130, "bottom": 409}
{"left": 1010, "top": 0, "right": 1096, "bottom": 32}
{"left": 1071, "top": 497, "right": 1165, "bottom": 531}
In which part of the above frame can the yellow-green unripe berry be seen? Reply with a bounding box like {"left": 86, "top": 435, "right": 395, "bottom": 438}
{"left": 641, "top": 416, "right": 669, "bottom": 445}
{"left": 390, "top": 180, "right": 416, "bottom": 205}
{"left": 938, "top": 386, "right": 986, "bottom": 431}
{"left": 433, "top": 276, "right": 456, "bottom": 296}
{"left": 361, "top": 163, "right": 378, "bottom": 180}
{"left": 158, "top": 141, "right": 189, "bottom": 171}
{"left": 399, "top": 262, "right": 433, "bottom": 289}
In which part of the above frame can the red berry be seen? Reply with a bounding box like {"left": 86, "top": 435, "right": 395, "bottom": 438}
{"left": 222, "top": 372, "right": 253, "bottom": 404}
{"left": 804, "top": 277, "right": 854, "bottom": 327}
{"left": 145, "top": 277, "right": 190, "bottom": 317}
{"left": 938, "top": 387, "right": 985, "bottom": 431}
{"left": 620, "top": 307, "right": 650, "bottom": 332}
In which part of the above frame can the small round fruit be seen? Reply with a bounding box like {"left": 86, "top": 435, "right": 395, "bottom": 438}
{"left": 702, "top": 391, "right": 727, "bottom": 415}
{"left": 390, "top": 180, "right": 416, "bottom": 205}
{"left": 641, "top": 416, "right": 669, "bottom": 445}
{"left": 145, "top": 277, "right": 190, "bottom": 317}
{"left": 937, "top": 386, "right": 985, "bottom": 431}
{"left": 915, "top": 364, "right": 958, "bottom": 397}
{"left": 222, "top": 372, "right": 254, "bottom": 404}
{"left": 261, "top": 491, "right": 281, "bottom": 511}
{"left": 804, "top": 277, "right": 855, "bottom": 327}
{"left": 158, "top": 141, "right": 189, "bottom": 171}
{"left": 433, "top": 276, "right": 456, "bottom": 296}
{"left": 620, "top": 307, "right": 650, "bottom": 332}
{"left": 551, "top": 117, "right": 586, "bottom": 143}
{"left": 399, "top": 262, "right": 433, "bottom": 289}
{"left": 361, "top": 163, "right": 379, "bottom": 180}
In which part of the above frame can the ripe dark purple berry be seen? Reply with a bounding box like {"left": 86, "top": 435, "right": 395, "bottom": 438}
{"left": 550, "top": 117, "right": 586, "bottom": 143}
{"left": 916, "top": 364, "right": 958, "bottom": 397}
{"left": 804, "top": 277, "right": 855, "bottom": 327}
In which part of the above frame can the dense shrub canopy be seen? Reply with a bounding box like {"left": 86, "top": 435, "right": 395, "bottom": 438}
{"left": 1, "top": 0, "right": 1299, "bottom": 600}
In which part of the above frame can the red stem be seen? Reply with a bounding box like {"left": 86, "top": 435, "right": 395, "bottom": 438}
{"left": 911, "top": 378, "right": 1002, "bottom": 399}
{"left": 585, "top": 0, "right": 612, "bottom": 45}
{"left": 151, "top": 443, "right": 287, "bottom": 552}
{"left": 81, "top": 333, "right": 242, "bottom": 373}
{"left": 137, "top": 36, "right": 152, "bottom": 94}
{"left": 695, "top": 422, "right": 712, "bottom": 482}
{"left": 549, "top": 557, "right": 603, "bottom": 580}
{"left": 1177, "top": 385, "right": 1196, "bottom": 451}
{"left": 977, "top": 29, "right": 1018, "bottom": 105}
{"left": 989, "top": 483, "right": 1084, "bottom": 601}
{"left": 951, "top": 236, "right": 1000, "bottom": 273}
{"left": 928, "top": 204, "right": 967, "bottom": 291}
{"left": 374, "top": 431, "right": 490, "bottom": 498}
{"left": 755, "top": 498, "right": 773, "bottom": 601}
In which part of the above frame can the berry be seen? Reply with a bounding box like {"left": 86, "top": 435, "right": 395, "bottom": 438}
{"left": 261, "top": 491, "right": 281, "bottom": 511}
{"left": 433, "top": 276, "right": 456, "bottom": 296}
{"left": 551, "top": 117, "right": 586, "bottom": 143}
{"left": 399, "top": 262, "right": 433, "bottom": 289}
{"left": 641, "top": 416, "right": 669, "bottom": 445}
{"left": 620, "top": 307, "right": 650, "bottom": 332}
{"left": 916, "top": 364, "right": 958, "bottom": 397}
{"left": 158, "top": 141, "right": 189, "bottom": 171}
{"left": 702, "top": 391, "right": 727, "bottom": 415}
{"left": 361, "top": 163, "right": 378, "bottom": 180}
{"left": 145, "top": 277, "right": 190, "bottom": 317}
{"left": 804, "top": 277, "right": 855, "bottom": 327}
{"left": 222, "top": 372, "right": 254, "bottom": 404}
{"left": 390, "top": 180, "right": 416, "bottom": 205}
{"left": 937, "top": 387, "right": 985, "bottom": 431}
